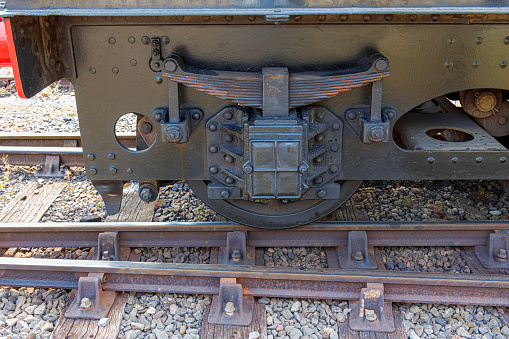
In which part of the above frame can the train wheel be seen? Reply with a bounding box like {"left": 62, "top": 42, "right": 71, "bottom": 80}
{"left": 187, "top": 180, "right": 362, "bottom": 229}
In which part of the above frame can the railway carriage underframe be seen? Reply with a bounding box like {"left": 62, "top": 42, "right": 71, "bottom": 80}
{"left": 7, "top": 15, "right": 509, "bottom": 227}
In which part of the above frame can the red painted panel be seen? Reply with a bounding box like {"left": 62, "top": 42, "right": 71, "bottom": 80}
{"left": 3, "top": 18, "right": 25, "bottom": 98}
{"left": 0, "top": 19, "right": 11, "bottom": 67}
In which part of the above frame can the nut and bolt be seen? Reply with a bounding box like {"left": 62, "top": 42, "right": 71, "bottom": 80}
{"left": 368, "top": 127, "right": 385, "bottom": 142}
{"left": 165, "top": 126, "right": 182, "bottom": 142}
{"left": 365, "top": 309, "right": 377, "bottom": 322}
{"left": 36, "top": 165, "right": 43, "bottom": 171}
{"left": 501, "top": 157, "right": 507, "bottom": 163}
{"left": 317, "top": 190, "right": 327, "bottom": 198}
{"left": 231, "top": 250, "right": 241, "bottom": 262}
{"left": 244, "top": 164, "right": 253, "bottom": 174}
{"left": 354, "top": 251, "right": 364, "bottom": 261}
{"left": 224, "top": 302, "right": 235, "bottom": 316}
{"left": 80, "top": 297, "right": 92, "bottom": 309}
{"left": 220, "top": 190, "right": 230, "bottom": 199}
{"left": 126, "top": 168, "right": 133, "bottom": 174}
{"left": 102, "top": 250, "right": 111, "bottom": 260}
{"left": 496, "top": 249, "right": 507, "bottom": 262}
{"left": 501, "top": 61, "right": 508, "bottom": 69}
{"left": 139, "top": 122, "right": 153, "bottom": 134}
{"left": 298, "top": 165, "right": 308, "bottom": 174}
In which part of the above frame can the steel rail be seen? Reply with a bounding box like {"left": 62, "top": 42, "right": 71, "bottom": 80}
{"left": 0, "top": 257, "right": 507, "bottom": 306}
{"left": 0, "top": 221, "right": 506, "bottom": 247}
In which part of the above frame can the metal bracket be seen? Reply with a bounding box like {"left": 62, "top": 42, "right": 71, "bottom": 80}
{"left": 218, "top": 232, "right": 255, "bottom": 265}
{"left": 149, "top": 37, "right": 163, "bottom": 72}
{"left": 475, "top": 232, "right": 509, "bottom": 268}
{"left": 35, "top": 155, "right": 65, "bottom": 178}
{"left": 93, "top": 232, "right": 120, "bottom": 261}
{"left": 349, "top": 283, "right": 395, "bottom": 332}
{"left": 338, "top": 231, "right": 377, "bottom": 269}
{"left": 208, "top": 278, "right": 254, "bottom": 326}
{"left": 345, "top": 106, "right": 394, "bottom": 144}
{"left": 152, "top": 107, "right": 203, "bottom": 144}
{"left": 65, "top": 273, "right": 117, "bottom": 319}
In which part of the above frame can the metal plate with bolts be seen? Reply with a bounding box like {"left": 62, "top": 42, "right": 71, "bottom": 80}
{"left": 92, "top": 232, "right": 120, "bottom": 261}
{"left": 349, "top": 283, "right": 395, "bottom": 332}
{"left": 338, "top": 231, "right": 377, "bottom": 269}
{"left": 207, "top": 278, "right": 254, "bottom": 326}
{"left": 218, "top": 231, "right": 255, "bottom": 265}
{"left": 475, "top": 232, "right": 509, "bottom": 269}
{"left": 34, "top": 155, "right": 65, "bottom": 178}
{"left": 64, "top": 273, "right": 117, "bottom": 319}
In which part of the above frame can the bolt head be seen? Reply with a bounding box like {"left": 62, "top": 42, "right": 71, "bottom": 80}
{"left": 354, "top": 251, "right": 364, "bottom": 261}
{"left": 365, "top": 309, "right": 377, "bottom": 322}
{"left": 154, "top": 113, "right": 162, "bottom": 122}
{"left": 209, "top": 166, "right": 219, "bottom": 174}
{"left": 140, "top": 186, "right": 157, "bottom": 202}
{"left": 451, "top": 157, "right": 459, "bottom": 164}
{"left": 375, "top": 59, "right": 389, "bottom": 71}
{"left": 317, "top": 190, "right": 327, "bottom": 198}
{"left": 192, "top": 112, "right": 201, "bottom": 120}
{"left": 139, "top": 122, "right": 153, "bottom": 134}
{"left": 164, "top": 59, "right": 178, "bottom": 72}
{"left": 386, "top": 110, "right": 396, "bottom": 120}
{"left": 501, "top": 157, "right": 507, "bottom": 163}
{"left": 209, "top": 145, "right": 218, "bottom": 153}
{"left": 155, "top": 76, "right": 163, "bottom": 84}
{"left": 80, "top": 298, "right": 92, "bottom": 309}
{"left": 142, "top": 36, "right": 150, "bottom": 45}
{"left": 220, "top": 190, "right": 230, "bottom": 199}
{"left": 165, "top": 126, "right": 182, "bottom": 142}
{"left": 368, "top": 127, "right": 385, "bottom": 142}
{"left": 209, "top": 123, "right": 218, "bottom": 132}
{"left": 224, "top": 111, "right": 234, "bottom": 120}
{"left": 243, "top": 164, "right": 253, "bottom": 174}
{"left": 107, "top": 153, "right": 116, "bottom": 160}
{"left": 224, "top": 302, "right": 235, "bottom": 316}
{"left": 161, "top": 36, "right": 170, "bottom": 44}
{"left": 231, "top": 250, "right": 241, "bottom": 261}
{"left": 225, "top": 176, "right": 234, "bottom": 184}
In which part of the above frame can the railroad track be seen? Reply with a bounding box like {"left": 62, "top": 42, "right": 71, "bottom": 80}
{"left": 0, "top": 221, "right": 508, "bottom": 336}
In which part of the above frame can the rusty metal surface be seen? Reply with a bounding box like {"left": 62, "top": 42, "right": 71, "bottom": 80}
{"left": 0, "top": 221, "right": 506, "bottom": 248}
{"left": 1, "top": 258, "right": 509, "bottom": 306}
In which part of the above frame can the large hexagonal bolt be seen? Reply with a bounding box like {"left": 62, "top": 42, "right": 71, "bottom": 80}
{"left": 165, "top": 126, "right": 182, "bottom": 143}
{"left": 224, "top": 302, "right": 235, "bottom": 316}
{"left": 139, "top": 184, "right": 158, "bottom": 203}
{"left": 368, "top": 126, "right": 386, "bottom": 143}
{"left": 80, "top": 297, "right": 92, "bottom": 310}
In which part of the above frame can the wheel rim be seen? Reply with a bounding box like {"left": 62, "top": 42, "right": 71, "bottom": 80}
{"left": 187, "top": 180, "right": 362, "bottom": 229}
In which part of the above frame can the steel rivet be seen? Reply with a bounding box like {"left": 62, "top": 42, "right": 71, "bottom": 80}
{"left": 126, "top": 168, "right": 133, "bottom": 174}
{"left": 313, "top": 176, "right": 323, "bottom": 184}
{"left": 209, "top": 145, "right": 218, "bottom": 153}
{"left": 427, "top": 157, "right": 435, "bottom": 164}
{"left": 444, "top": 60, "right": 453, "bottom": 68}
{"left": 89, "top": 167, "right": 97, "bottom": 175}
{"left": 140, "top": 122, "right": 152, "bottom": 134}
{"left": 329, "top": 164, "right": 339, "bottom": 173}
{"left": 385, "top": 14, "right": 393, "bottom": 21}
{"left": 330, "top": 144, "right": 339, "bottom": 152}
{"left": 89, "top": 67, "right": 96, "bottom": 74}
{"left": 315, "top": 133, "right": 325, "bottom": 142}
{"left": 209, "top": 166, "right": 219, "bottom": 174}
{"left": 501, "top": 61, "right": 508, "bottom": 69}
{"left": 209, "top": 123, "right": 218, "bottom": 131}
{"left": 363, "top": 14, "right": 371, "bottom": 22}
{"left": 505, "top": 36, "right": 509, "bottom": 45}
{"left": 112, "top": 67, "right": 119, "bottom": 74}
{"left": 192, "top": 112, "right": 201, "bottom": 120}
{"left": 155, "top": 76, "right": 163, "bottom": 84}
{"left": 476, "top": 157, "right": 483, "bottom": 163}
{"left": 141, "top": 36, "right": 150, "bottom": 45}
{"left": 332, "top": 123, "right": 341, "bottom": 131}
{"left": 128, "top": 36, "right": 135, "bottom": 44}
{"left": 317, "top": 190, "right": 327, "bottom": 198}
{"left": 293, "top": 15, "right": 301, "bottom": 22}
{"left": 224, "top": 302, "right": 235, "bottom": 316}
{"left": 475, "top": 36, "right": 483, "bottom": 44}
{"left": 447, "top": 37, "right": 456, "bottom": 44}
{"left": 87, "top": 153, "right": 95, "bottom": 161}
{"left": 315, "top": 155, "right": 324, "bottom": 163}
{"left": 431, "top": 14, "right": 439, "bottom": 21}
{"left": 108, "top": 37, "right": 116, "bottom": 44}
{"left": 316, "top": 111, "right": 325, "bottom": 120}
{"left": 225, "top": 176, "right": 234, "bottom": 184}
{"left": 161, "top": 36, "right": 170, "bottom": 44}
{"left": 221, "top": 190, "right": 230, "bottom": 199}
{"left": 110, "top": 167, "right": 117, "bottom": 174}
{"left": 501, "top": 157, "right": 507, "bottom": 163}
{"left": 347, "top": 111, "right": 357, "bottom": 120}
{"left": 107, "top": 153, "right": 116, "bottom": 160}
{"left": 499, "top": 116, "right": 507, "bottom": 125}
{"left": 225, "top": 155, "right": 234, "bottom": 163}
{"left": 224, "top": 111, "right": 234, "bottom": 120}
{"left": 225, "top": 15, "right": 233, "bottom": 22}
{"left": 386, "top": 110, "right": 396, "bottom": 120}
{"left": 130, "top": 59, "right": 137, "bottom": 66}
{"left": 225, "top": 134, "right": 234, "bottom": 142}
{"left": 473, "top": 61, "right": 480, "bottom": 68}
{"left": 409, "top": 14, "right": 416, "bottom": 21}
{"left": 318, "top": 15, "right": 326, "bottom": 21}
{"left": 451, "top": 157, "right": 459, "bottom": 164}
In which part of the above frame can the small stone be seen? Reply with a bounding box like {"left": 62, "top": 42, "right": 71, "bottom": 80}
{"left": 131, "top": 322, "right": 144, "bottom": 331}
{"left": 409, "top": 331, "right": 420, "bottom": 339}
{"left": 248, "top": 331, "right": 260, "bottom": 339}
{"left": 282, "top": 309, "right": 293, "bottom": 320}
{"left": 146, "top": 307, "right": 156, "bottom": 315}
{"left": 415, "top": 324, "right": 424, "bottom": 336}
{"left": 33, "top": 304, "right": 46, "bottom": 316}
{"left": 98, "top": 318, "right": 110, "bottom": 327}
{"left": 330, "top": 331, "right": 339, "bottom": 339}
{"left": 41, "top": 322, "right": 54, "bottom": 332}
{"left": 259, "top": 298, "right": 270, "bottom": 304}
{"left": 457, "top": 326, "right": 472, "bottom": 338}
{"left": 291, "top": 301, "right": 301, "bottom": 312}
{"left": 180, "top": 325, "right": 186, "bottom": 335}
{"left": 289, "top": 328, "right": 303, "bottom": 339}
{"left": 6, "top": 318, "right": 18, "bottom": 327}
{"left": 153, "top": 329, "right": 168, "bottom": 339}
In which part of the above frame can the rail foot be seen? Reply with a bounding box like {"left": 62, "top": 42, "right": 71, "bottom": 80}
{"left": 208, "top": 277, "right": 254, "bottom": 326}
{"left": 349, "top": 283, "right": 395, "bottom": 332}
{"left": 65, "top": 273, "right": 117, "bottom": 319}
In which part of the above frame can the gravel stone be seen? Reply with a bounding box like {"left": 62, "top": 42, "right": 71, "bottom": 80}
{"left": 98, "top": 317, "right": 110, "bottom": 327}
